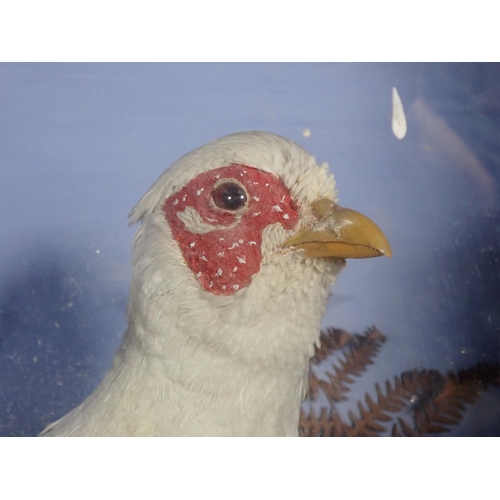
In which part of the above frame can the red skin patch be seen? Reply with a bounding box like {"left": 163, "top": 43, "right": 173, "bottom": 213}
{"left": 162, "top": 164, "right": 299, "bottom": 295}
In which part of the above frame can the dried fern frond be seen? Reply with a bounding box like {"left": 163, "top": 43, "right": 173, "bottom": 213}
{"left": 305, "top": 326, "right": 386, "bottom": 403}
{"left": 311, "top": 327, "right": 355, "bottom": 363}
{"left": 300, "top": 326, "right": 500, "bottom": 437}
{"left": 409, "top": 362, "right": 500, "bottom": 436}
{"left": 298, "top": 408, "right": 347, "bottom": 437}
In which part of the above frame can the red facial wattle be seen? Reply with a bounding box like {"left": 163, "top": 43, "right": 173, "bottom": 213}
{"left": 163, "top": 164, "right": 299, "bottom": 295}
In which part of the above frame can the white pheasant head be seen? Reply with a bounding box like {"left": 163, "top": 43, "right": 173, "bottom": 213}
{"left": 41, "top": 131, "right": 391, "bottom": 436}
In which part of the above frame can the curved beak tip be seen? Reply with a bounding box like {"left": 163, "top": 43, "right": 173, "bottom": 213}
{"left": 380, "top": 247, "right": 393, "bottom": 258}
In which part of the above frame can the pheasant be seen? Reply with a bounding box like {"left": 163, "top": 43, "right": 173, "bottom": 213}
{"left": 40, "top": 131, "right": 391, "bottom": 436}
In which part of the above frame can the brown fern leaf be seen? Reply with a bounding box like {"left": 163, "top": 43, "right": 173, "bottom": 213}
{"left": 300, "top": 387, "right": 400, "bottom": 437}
{"left": 300, "top": 326, "right": 500, "bottom": 437}
{"left": 302, "top": 366, "right": 485, "bottom": 437}
{"left": 305, "top": 370, "right": 326, "bottom": 401}
{"left": 337, "top": 375, "right": 417, "bottom": 436}
{"left": 320, "top": 327, "right": 387, "bottom": 404}
{"left": 304, "top": 327, "right": 386, "bottom": 403}
{"left": 392, "top": 418, "right": 418, "bottom": 437}
{"left": 298, "top": 407, "right": 350, "bottom": 437}
{"left": 411, "top": 362, "right": 500, "bottom": 435}
{"left": 305, "top": 328, "right": 356, "bottom": 401}
{"left": 298, "top": 406, "right": 386, "bottom": 437}
{"left": 386, "top": 363, "right": 500, "bottom": 436}
{"left": 310, "top": 327, "right": 354, "bottom": 364}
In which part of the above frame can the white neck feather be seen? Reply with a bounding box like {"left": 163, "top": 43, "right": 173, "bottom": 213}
{"left": 44, "top": 212, "right": 343, "bottom": 436}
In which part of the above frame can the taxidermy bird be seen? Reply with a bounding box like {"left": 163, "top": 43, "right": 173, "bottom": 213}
{"left": 40, "top": 131, "right": 391, "bottom": 436}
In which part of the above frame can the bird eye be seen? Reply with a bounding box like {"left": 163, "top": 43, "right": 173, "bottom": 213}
{"left": 212, "top": 182, "right": 248, "bottom": 211}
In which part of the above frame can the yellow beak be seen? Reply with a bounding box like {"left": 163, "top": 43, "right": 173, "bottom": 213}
{"left": 283, "top": 199, "right": 392, "bottom": 259}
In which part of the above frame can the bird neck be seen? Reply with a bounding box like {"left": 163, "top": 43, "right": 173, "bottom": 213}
{"left": 102, "top": 214, "right": 343, "bottom": 435}
{"left": 118, "top": 235, "right": 343, "bottom": 435}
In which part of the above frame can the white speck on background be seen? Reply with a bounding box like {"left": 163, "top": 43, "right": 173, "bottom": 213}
{"left": 392, "top": 87, "right": 407, "bottom": 139}
{"left": 302, "top": 128, "right": 311, "bottom": 138}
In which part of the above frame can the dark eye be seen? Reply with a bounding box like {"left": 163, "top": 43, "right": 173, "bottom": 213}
{"left": 212, "top": 182, "right": 248, "bottom": 211}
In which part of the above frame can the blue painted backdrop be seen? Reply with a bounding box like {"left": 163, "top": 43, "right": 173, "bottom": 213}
{"left": 1, "top": 63, "right": 499, "bottom": 436}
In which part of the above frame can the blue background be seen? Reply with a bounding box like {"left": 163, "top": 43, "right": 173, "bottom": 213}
{"left": 1, "top": 63, "right": 499, "bottom": 436}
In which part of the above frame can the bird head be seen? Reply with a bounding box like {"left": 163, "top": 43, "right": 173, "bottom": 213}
{"left": 39, "top": 131, "right": 392, "bottom": 437}
{"left": 127, "top": 131, "right": 391, "bottom": 364}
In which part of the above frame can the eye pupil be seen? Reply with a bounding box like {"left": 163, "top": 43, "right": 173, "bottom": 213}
{"left": 212, "top": 182, "right": 248, "bottom": 211}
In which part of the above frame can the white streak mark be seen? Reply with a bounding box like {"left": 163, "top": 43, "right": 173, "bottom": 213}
{"left": 252, "top": 212, "right": 261, "bottom": 217}
{"left": 190, "top": 242, "right": 196, "bottom": 248}
{"left": 272, "top": 205, "right": 283, "bottom": 212}
{"left": 238, "top": 239, "right": 243, "bottom": 244}
{"left": 237, "top": 256, "right": 246, "bottom": 264}
{"left": 217, "top": 251, "right": 224, "bottom": 257}
{"left": 233, "top": 267, "right": 238, "bottom": 272}
{"left": 219, "top": 237, "right": 225, "bottom": 241}
{"left": 392, "top": 87, "right": 407, "bottom": 139}
{"left": 253, "top": 196, "right": 260, "bottom": 201}
{"left": 215, "top": 268, "right": 223, "bottom": 276}
{"left": 283, "top": 213, "right": 290, "bottom": 219}
{"left": 233, "top": 285, "right": 239, "bottom": 290}
{"left": 177, "top": 206, "right": 237, "bottom": 234}
{"left": 248, "top": 241, "right": 257, "bottom": 246}
{"left": 173, "top": 199, "right": 178, "bottom": 205}
{"left": 195, "top": 272, "right": 202, "bottom": 278}
{"left": 201, "top": 255, "right": 208, "bottom": 262}
{"left": 196, "top": 188, "right": 204, "bottom": 195}
{"left": 182, "top": 195, "right": 187, "bottom": 202}
{"left": 228, "top": 242, "right": 239, "bottom": 250}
